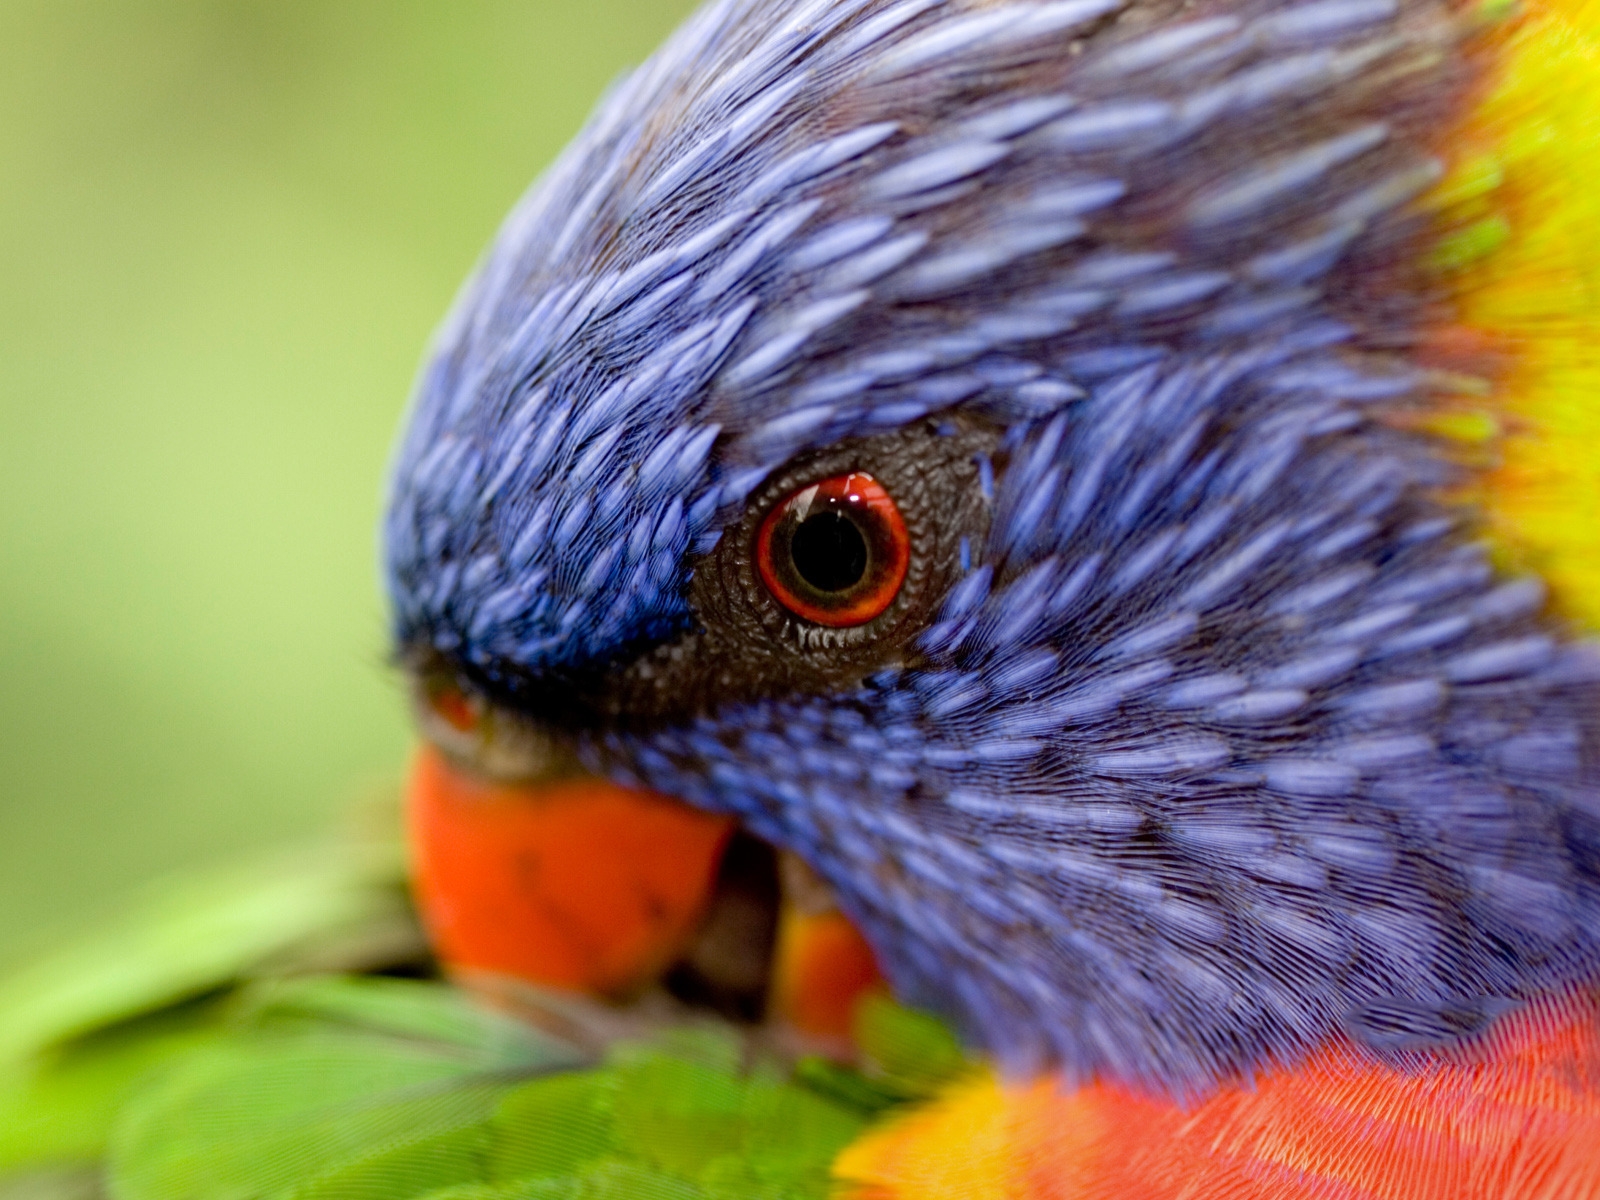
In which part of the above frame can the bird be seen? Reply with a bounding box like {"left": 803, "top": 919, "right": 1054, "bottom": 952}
{"left": 6, "top": 0, "right": 1595, "bottom": 1196}
{"left": 379, "top": 0, "right": 1600, "bottom": 1192}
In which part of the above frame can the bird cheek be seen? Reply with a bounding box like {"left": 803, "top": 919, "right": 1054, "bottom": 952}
{"left": 405, "top": 742, "right": 735, "bottom": 998}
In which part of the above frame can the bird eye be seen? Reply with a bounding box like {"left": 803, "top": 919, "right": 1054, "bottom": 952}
{"left": 754, "top": 472, "right": 910, "bottom": 627}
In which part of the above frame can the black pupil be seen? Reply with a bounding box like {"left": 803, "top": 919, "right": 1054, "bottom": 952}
{"left": 790, "top": 510, "right": 868, "bottom": 593}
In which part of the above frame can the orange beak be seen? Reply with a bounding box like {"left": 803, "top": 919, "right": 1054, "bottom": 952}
{"left": 406, "top": 743, "right": 735, "bottom": 997}
{"left": 407, "top": 740, "right": 886, "bottom": 1040}
{"left": 772, "top": 904, "right": 887, "bottom": 1042}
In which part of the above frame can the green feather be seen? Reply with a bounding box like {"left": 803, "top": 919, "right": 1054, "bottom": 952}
{"left": 102, "top": 994, "right": 870, "bottom": 1200}
{"left": 0, "top": 841, "right": 944, "bottom": 1200}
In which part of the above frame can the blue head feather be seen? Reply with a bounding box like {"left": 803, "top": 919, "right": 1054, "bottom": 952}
{"left": 387, "top": 0, "right": 1600, "bottom": 1095}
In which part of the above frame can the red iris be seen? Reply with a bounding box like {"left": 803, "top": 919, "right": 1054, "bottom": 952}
{"left": 755, "top": 472, "right": 910, "bottom": 627}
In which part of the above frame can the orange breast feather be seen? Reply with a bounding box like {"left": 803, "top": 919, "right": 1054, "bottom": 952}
{"left": 836, "top": 991, "right": 1600, "bottom": 1199}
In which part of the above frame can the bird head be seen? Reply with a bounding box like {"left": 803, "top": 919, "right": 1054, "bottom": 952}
{"left": 385, "top": 0, "right": 1600, "bottom": 1097}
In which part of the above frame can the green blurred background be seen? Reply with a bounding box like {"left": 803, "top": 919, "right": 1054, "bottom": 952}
{"left": 0, "top": 0, "right": 695, "bottom": 970}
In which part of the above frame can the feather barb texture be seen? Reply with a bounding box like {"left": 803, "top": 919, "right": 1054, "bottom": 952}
{"left": 835, "top": 989, "right": 1600, "bottom": 1198}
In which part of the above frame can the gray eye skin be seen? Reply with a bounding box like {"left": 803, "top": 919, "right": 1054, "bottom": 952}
{"left": 641, "top": 417, "right": 1000, "bottom": 720}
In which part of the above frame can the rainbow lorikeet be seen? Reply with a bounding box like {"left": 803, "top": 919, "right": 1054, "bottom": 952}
{"left": 3, "top": 0, "right": 1600, "bottom": 1196}
{"left": 386, "top": 0, "right": 1600, "bottom": 1191}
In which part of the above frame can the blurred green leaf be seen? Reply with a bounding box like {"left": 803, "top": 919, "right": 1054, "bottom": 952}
{"left": 107, "top": 1031, "right": 518, "bottom": 1200}
{"left": 0, "top": 1168, "right": 101, "bottom": 1200}
{"left": 104, "top": 975, "right": 585, "bottom": 1200}
{"left": 247, "top": 976, "right": 569, "bottom": 1071}
{"left": 0, "top": 1002, "right": 225, "bottom": 1174}
{"left": 0, "top": 847, "right": 409, "bottom": 1067}
{"left": 84, "top": 986, "right": 871, "bottom": 1200}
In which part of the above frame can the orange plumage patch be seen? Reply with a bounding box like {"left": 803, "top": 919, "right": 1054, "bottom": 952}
{"left": 836, "top": 990, "right": 1600, "bottom": 1199}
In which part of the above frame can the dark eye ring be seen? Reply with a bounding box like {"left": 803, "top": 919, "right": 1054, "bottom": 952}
{"left": 754, "top": 472, "right": 910, "bottom": 627}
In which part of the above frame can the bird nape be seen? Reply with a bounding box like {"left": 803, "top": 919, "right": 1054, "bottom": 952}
{"left": 386, "top": 0, "right": 1600, "bottom": 1100}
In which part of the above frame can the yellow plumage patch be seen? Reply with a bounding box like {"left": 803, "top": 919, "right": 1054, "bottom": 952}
{"left": 833, "top": 1072, "right": 1110, "bottom": 1200}
{"left": 1437, "top": 0, "right": 1600, "bottom": 629}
